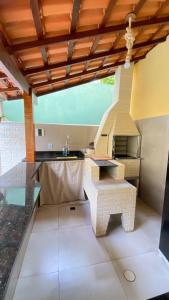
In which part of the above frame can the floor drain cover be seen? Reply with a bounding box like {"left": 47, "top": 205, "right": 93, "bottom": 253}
{"left": 123, "top": 270, "right": 136, "bottom": 282}
{"left": 70, "top": 207, "right": 76, "bottom": 210}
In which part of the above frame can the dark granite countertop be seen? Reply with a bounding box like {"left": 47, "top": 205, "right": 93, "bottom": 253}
{"left": 0, "top": 162, "right": 41, "bottom": 300}
{"left": 92, "top": 160, "right": 118, "bottom": 167}
{"left": 35, "top": 150, "right": 84, "bottom": 162}
{"left": 0, "top": 162, "right": 41, "bottom": 187}
{"left": 148, "top": 293, "right": 169, "bottom": 299}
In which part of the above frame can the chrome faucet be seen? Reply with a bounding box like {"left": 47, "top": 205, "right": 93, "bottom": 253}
{"left": 66, "top": 135, "right": 70, "bottom": 154}
{"left": 63, "top": 135, "right": 70, "bottom": 156}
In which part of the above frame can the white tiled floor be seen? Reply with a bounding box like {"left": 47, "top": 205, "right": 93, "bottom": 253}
{"left": 114, "top": 252, "right": 169, "bottom": 300}
{"left": 58, "top": 202, "right": 91, "bottom": 228}
{"left": 32, "top": 205, "right": 59, "bottom": 233}
{"left": 13, "top": 200, "right": 169, "bottom": 300}
{"left": 20, "top": 230, "right": 59, "bottom": 277}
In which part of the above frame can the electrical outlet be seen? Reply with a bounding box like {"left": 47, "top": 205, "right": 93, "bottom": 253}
{"left": 48, "top": 143, "right": 53, "bottom": 150}
{"left": 36, "top": 128, "right": 45, "bottom": 136}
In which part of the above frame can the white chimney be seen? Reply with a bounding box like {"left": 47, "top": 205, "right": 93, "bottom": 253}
{"left": 94, "top": 64, "right": 140, "bottom": 157}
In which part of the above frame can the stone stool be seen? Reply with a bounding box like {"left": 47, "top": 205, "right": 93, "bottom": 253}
{"left": 84, "top": 179, "right": 136, "bottom": 237}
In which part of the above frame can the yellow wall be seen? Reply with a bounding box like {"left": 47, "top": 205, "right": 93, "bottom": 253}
{"left": 131, "top": 38, "right": 169, "bottom": 120}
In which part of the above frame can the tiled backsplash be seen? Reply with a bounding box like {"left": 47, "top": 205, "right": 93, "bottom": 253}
{"left": 0, "top": 122, "right": 26, "bottom": 175}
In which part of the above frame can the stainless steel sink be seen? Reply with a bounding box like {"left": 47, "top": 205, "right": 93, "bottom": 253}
{"left": 55, "top": 156, "right": 78, "bottom": 159}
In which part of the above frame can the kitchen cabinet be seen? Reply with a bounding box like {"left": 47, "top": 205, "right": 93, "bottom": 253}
{"left": 39, "top": 160, "right": 85, "bottom": 204}
{"left": 116, "top": 158, "right": 140, "bottom": 178}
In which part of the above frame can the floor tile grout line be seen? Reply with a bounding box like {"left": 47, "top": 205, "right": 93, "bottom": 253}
{"left": 21, "top": 201, "right": 162, "bottom": 276}
{"left": 58, "top": 272, "right": 61, "bottom": 300}
{"left": 17, "top": 249, "right": 166, "bottom": 281}
{"left": 110, "top": 249, "right": 160, "bottom": 263}
{"left": 18, "top": 270, "right": 59, "bottom": 279}
{"left": 32, "top": 224, "right": 92, "bottom": 235}
{"left": 111, "top": 263, "right": 128, "bottom": 300}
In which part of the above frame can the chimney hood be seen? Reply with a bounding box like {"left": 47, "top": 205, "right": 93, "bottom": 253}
{"left": 93, "top": 64, "right": 140, "bottom": 157}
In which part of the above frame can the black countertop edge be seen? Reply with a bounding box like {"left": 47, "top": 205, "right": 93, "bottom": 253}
{"left": 0, "top": 162, "right": 41, "bottom": 188}
{"left": 148, "top": 292, "right": 169, "bottom": 299}
{"left": 35, "top": 150, "right": 85, "bottom": 162}
{"left": 0, "top": 195, "right": 40, "bottom": 300}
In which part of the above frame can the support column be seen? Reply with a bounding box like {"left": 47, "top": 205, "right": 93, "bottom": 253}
{"left": 23, "top": 92, "right": 35, "bottom": 162}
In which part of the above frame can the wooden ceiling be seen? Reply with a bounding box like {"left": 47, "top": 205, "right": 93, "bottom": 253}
{"left": 0, "top": 68, "right": 23, "bottom": 100}
{"left": 0, "top": 0, "right": 169, "bottom": 99}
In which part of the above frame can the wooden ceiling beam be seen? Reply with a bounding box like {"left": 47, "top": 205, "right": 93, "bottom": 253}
{"left": 154, "top": 0, "right": 169, "bottom": 17}
{"left": 7, "top": 16, "right": 169, "bottom": 53}
{"left": 70, "top": 0, "right": 81, "bottom": 32}
{"left": 133, "top": 0, "right": 169, "bottom": 59}
{"left": 30, "top": 0, "right": 51, "bottom": 82}
{"left": 66, "top": 0, "right": 81, "bottom": 76}
{"left": 3, "top": 94, "right": 23, "bottom": 101}
{"left": 102, "top": 0, "right": 118, "bottom": 26}
{"left": 36, "top": 71, "right": 116, "bottom": 97}
{"left": 30, "top": 0, "right": 43, "bottom": 38}
{"left": 23, "top": 36, "right": 166, "bottom": 76}
{"left": 84, "top": 0, "right": 118, "bottom": 71}
{"left": 0, "top": 41, "right": 29, "bottom": 92}
{"left": 0, "top": 87, "right": 19, "bottom": 92}
{"left": 32, "top": 54, "right": 145, "bottom": 89}
{"left": 134, "top": 0, "right": 147, "bottom": 15}
{"left": 0, "top": 73, "right": 7, "bottom": 79}
{"left": 112, "top": 32, "right": 123, "bottom": 49}
{"left": 144, "top": 0, "right": 169, "bottom": 43}
{"left": 111, "top": 0, "right": 147, "bottom": 52}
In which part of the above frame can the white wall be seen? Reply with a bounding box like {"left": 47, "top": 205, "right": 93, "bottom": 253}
{"left": 0, "top": 122, "right": 98, "bottom": 175}
{"left": 137, "top": 116, "right": 169, "bottom": 215}
{"left": 0, "top": 122, "right": 25, "bottom": 175}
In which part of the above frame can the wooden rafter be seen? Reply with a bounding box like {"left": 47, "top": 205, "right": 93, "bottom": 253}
{"left": 7, "top": 16, "right": 169, "bottom": 53}
{"left": 66, "top": 0, "right": 81, "bottom": 76}
{"left": 134, "top": 0, "right": 147, "bottom": 15}
{"left": 23, "top": 36, "right": 166, "bottom": 76}
{"left": 1, "top": 0, "right": 169, "bottom": 98}
{"left": 145, "top": 0, "right": 169, "bottom": 43}
{"left": 0, "top": 41, "right": 29, "bottom": 92}
{"left": 133, "top": 0, "right": 169, "bottom": 59}
{"left": 154, "top": 0, "right": 169, "bottom": 16}
{"left": 30, "top": 0, "right": 43, "bottom": 39}
{"left": 36, "top": 71, "right": 116, "bottom": 96}
{"left": 32, "top": 54, "right": 145, "bottom": 89}
{"left": 84, "top": 0, "right": 118, "bottom": 71}
{"left": 111, "top": 0, "right": 147, "bottom": 53}
{"left": 0, "top": 87, "right": 19, "bottom": 92}
{"left": 112, "top": 32, "right": 123, "bottom": 49}
{"left": 0, "top": 73, "right": 7, "bottom": 79}
{"left": 91, "top": 0, "right": 118, "bottom": 52}
{"left": 4, "top": 95, "right": 23, "bottom": 101}
{"left": 30, "top": 0, "right": 51, "bottom": 82}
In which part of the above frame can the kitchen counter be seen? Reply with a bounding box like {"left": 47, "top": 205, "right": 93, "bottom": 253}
{"left": 0, "top": 162, "right": 41, "bottom": 300}
{"left": 35, "top": 150, "right": 84, "bottom": 161}
{"left": 0, "top": 162, "right": 41, "bottom": 188}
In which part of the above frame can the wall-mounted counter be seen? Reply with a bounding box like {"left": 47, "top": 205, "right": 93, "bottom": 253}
{"left": 0, "top": 162, "right": 41, "bottom": 300}
{"left": 35, "top": 150, "right": 84, "bottom": 162}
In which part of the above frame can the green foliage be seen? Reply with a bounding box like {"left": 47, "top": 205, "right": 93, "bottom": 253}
{"left": 100, "top": 76, "right": 115, "bottom": 85}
